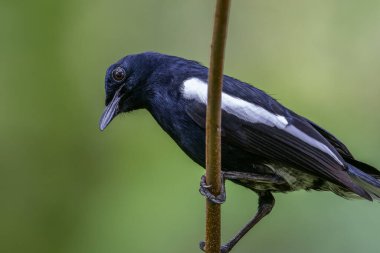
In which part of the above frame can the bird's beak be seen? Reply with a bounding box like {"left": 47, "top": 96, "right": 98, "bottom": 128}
{"left": 99, "top": 85, "right": 125, "bottom": 131}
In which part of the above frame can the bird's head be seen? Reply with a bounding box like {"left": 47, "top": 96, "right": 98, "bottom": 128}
{"left": 99, "top": 53, "right": 158, "bottom": 131}
{"left": 99, "top": 52, "right": 205, "bottom": 131}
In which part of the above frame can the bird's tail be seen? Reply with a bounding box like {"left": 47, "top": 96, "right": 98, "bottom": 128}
{"left": 347, "top": 159, "right": 380, "bottom": 200}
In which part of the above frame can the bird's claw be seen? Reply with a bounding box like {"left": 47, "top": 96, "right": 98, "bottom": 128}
{"left": 199, "top": 174, "right": 226, "bottom": 204}
{"left": 199, "top": 241, "right": 231, "bottom": 253}
{"left": 199, "top": 241, "right": 205, "bottom": 252}
{"left": 199, "top": 175, "right": 228, "bottom": 251}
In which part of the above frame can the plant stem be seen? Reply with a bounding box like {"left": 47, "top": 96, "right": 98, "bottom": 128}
{"left": 205, "top": 0, "right": 231, "bottom": 253}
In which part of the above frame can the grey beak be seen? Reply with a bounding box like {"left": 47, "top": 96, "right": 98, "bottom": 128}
{"left": 99, "top": 85, "right": 125, "bottom": 131}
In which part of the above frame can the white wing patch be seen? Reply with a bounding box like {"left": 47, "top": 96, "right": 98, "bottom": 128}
{"left": 182, "top": 77, "right": 343, "bottom": 165}
{"left": 286, "top": 125, "right": 342, "bottom": 164}
{"left": 183, "top": 78, "right": 288, "bottom": 128}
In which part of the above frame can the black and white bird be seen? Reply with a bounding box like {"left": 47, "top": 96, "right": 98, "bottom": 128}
{"left": 99, "top": 52, "right": 380, "bottom": 253}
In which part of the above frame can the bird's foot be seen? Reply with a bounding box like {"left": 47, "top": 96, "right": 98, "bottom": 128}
{"left": 199, "top": 241, "right": 231, "bottom": 253}
{"left": 199, "top": 174, "right": 226, "bottom": 204}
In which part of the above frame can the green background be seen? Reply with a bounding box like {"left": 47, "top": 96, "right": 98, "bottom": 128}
{"left": 2, "top": 1, "right": 380, "bottom": 253}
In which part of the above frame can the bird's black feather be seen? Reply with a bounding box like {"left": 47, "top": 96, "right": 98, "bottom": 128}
{"left": 307, "top": 120, "right": 354, "bottom": 158}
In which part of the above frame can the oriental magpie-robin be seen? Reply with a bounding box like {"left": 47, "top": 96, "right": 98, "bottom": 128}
{"left": 99, "top": 52, "right": 380, "bottom": 253}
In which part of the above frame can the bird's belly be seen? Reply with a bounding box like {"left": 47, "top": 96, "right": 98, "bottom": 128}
{"left": 228, "top": 163, "right": 322, "bottom": 193}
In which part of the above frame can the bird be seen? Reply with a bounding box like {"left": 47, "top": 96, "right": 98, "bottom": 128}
{"left": 99, "top": 52, "right": 380, "bottom": 253}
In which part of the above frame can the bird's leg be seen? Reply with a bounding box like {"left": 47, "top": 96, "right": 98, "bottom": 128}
{"left": 199, "top": 170, "right": 284, "bottom": 204}
{"left": 199, "top": 191, "right": 275, "bottom": 253}
{"left": 221, "top": 192, "right": 275, "bottom": 252}
{"left": 199, "top": 174, "right": 226, "bottom": 204}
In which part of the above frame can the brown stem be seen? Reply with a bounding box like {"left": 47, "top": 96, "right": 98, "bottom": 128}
{"left": 205, "top": 0, "right": 231, "bottom": 253}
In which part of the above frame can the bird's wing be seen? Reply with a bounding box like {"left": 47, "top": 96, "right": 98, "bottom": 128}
{"left": 306, "top": 119, "right": 354, "bottom": 159}
{"left": 184, "top": 99, "right": 370, "bottom": 199}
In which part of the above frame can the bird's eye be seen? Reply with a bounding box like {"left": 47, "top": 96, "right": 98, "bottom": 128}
{"left": 112, "top": 67, "right": 126, "bottom": 82}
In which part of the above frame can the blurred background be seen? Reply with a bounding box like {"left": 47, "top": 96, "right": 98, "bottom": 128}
{"left": 1, "top": 0, "right": 380, "bottom": 253}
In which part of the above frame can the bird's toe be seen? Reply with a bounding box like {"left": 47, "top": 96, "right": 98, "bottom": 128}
{"left": 199, "top": 175, "right": 226, "bottom": 204}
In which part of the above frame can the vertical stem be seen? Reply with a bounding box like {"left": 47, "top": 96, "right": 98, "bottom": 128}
{"left": 205, "top": 1, "right": 231, "bottom": 253}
